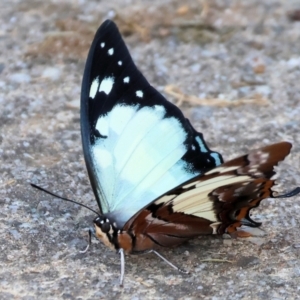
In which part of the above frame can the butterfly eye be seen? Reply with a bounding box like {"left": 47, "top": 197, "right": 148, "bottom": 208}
{"left": 101, "top": 222, "right": 111, "bottom": 233}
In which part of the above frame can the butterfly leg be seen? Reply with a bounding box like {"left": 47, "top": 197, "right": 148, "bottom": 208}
{"left": 79, "top": 228, "right": 93, "bottom": 253}
{"left": 119, "top": 248, "right": 125, "bottom": 287}
{"left": 149, "top": 250, "right": 189, "bottom": 274}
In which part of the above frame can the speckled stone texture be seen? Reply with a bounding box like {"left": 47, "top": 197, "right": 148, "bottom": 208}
{"left": 1, "top": 0, "right": 300, "bottom": 299}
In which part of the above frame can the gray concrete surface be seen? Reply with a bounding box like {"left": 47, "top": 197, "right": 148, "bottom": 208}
{"left": 1, "top": 0, "right": 300, "bottom": 299}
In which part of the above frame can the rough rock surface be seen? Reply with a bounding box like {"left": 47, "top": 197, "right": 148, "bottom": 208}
{"left": 1, "top": 1, "right": 300, "bottom": 299}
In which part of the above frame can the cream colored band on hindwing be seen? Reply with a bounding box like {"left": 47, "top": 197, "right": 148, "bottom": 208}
{"left": 155, "top": 175, "right": 252, "bottom": 222}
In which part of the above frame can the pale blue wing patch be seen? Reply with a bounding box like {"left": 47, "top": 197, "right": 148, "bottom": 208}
{"left": 195, "top": 136, "right": 208, "bottom": 153}
{"left": 90, "top": 104, "right": 197, "bottom": 218}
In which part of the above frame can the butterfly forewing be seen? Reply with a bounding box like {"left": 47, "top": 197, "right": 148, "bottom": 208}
{"left": 81, "top": 20, "right": 223, "bottom": 226}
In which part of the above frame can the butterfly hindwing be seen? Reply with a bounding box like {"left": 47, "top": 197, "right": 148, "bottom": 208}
{"left": 81, "top": 20, "right": 223, "bottom": 226}
{"left": 126, "top": 142, "right": 293, "bottom": 243}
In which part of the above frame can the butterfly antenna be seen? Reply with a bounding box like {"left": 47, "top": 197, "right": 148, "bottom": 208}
{"left": 274, "top": 187, "right": 300, "bottom": 198}
{"left": 30, "top": 183, "right": 100, "bottom": 216}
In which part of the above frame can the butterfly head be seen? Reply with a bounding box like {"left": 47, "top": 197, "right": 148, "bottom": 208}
{"left": 93, "top": 216, "right": 120, "bottom": 251}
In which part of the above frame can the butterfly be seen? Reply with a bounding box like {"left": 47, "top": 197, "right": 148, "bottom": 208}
{"left": 78, "top": 20, "right": 300, "bottom": 285}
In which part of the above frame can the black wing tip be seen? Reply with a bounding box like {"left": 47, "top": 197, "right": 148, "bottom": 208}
{"left": 85, "top": 20, "right": 121, "bottom": 49}
{"left": 97, "top": 19, "right": 119, "bottom": 36}
{"left": 101, "top": 19, "right": 117, "bottom": 30}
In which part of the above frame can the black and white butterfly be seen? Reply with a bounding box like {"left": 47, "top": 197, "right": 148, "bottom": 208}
{"left": 42, "top": 20, "right": 300, "bottom": 285}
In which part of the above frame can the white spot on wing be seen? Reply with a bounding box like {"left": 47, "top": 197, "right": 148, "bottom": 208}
{"left": 99, "top": 77, "right": 114, "bottom": 95}
{"left": 253, "top": 172, "right": 262, "bottom": 177}
{"left": 95, "top": 116, "right": 109, "bottom": 137}
{"left": 108, "top": 48, "right": 114, "bottom": 55}
{"left": 89, "top": 77, "right": 99, "bottom": 99}
{"left": 101, "top": 42, "right": 105, "bottom": 48}
{"left": 136, "top": 90, "right": 143, "bottom": 98}
{"left": 118, "top": 61, "right": 122, "bottom": 66}
{"left": 123, "top": 76, "right": 130, "bottom": 83}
